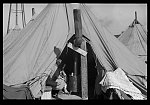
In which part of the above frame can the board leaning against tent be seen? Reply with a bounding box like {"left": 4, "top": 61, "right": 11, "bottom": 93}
{"left": 3, "top": 4, "right": 147, "bottom": 100}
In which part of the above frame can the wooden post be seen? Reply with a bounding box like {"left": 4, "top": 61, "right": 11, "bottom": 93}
{"left": 73, "top": 52, "right": 78, "bottom": 92}
{"left": 73, "top": 9, "right": 88, "bottom": 99}
{"left": 80, "top": 40, "right": 88, "bottom": 99}
{"left": 72, "top": 9, "right": 81, "bottom": 93}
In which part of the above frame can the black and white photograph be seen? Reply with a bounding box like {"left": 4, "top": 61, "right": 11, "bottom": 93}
{"left": 3, "top": 3, "right": 147, "bottom": 100}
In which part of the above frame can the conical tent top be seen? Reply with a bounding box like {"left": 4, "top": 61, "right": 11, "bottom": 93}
{"left": 134, "top": 11, "right": 139, "bottom": 24}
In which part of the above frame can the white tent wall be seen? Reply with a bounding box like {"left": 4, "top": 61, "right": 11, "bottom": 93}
{"left": 3, "top": 3, "right": 147, "bottom": 98}
{"left": 81, "top": 6, "right": 117, "bottom": 71}
{"left": 81, "top": 4, "right": 146, "bottom": 75}
{"left": 3, "top": 29, "right": 21, "bottom": 50}
{"left": 80, "top": 4, "right": 147, "bottom": 94}
{"left": 3, "top": 4, "right": 74, "bottom": 97}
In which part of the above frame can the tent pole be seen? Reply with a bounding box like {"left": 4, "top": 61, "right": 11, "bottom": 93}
{"left": 73, "top": 52, "right": 78, "bottom": 92}
{"left": 21, "top": 4, "right": 24, "bottom": 28}
{"left": 23, "top": 4, "right": 26, "bottom": 27}
{"left": 16, "top": 3, "right": 18, "bottom": 26}
{"left": 7, "top": 3, "right": 12, "bottom": 34}
{"left": 73, "top": 9, "right": 88, "bottom": 99}
{"left": 80, "top": 40, "right": 88, "bottom": 99}
{"left": 21, "top": 4, "right": 26, "bottom": 28}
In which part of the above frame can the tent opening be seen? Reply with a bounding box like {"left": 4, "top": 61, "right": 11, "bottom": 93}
{"left": 57, "top": 34, "right": 102, "bottom": 99}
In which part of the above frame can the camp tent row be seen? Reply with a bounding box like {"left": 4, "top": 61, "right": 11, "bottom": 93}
{"left": 118, "top": 12, "right": 147, "bottom": 63}
{"left": 3, "top": 4, "right": 147, "bottom": 99}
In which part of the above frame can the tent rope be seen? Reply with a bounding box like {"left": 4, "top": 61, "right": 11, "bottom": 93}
{"left": 140, "top": 23, "right": 147, "bottom": 35}
{"left": 135, "top": 26, "right": 146, "bottom": 53}
{"left": 9, "top": 72, "right": 49, "bottom": 87}
{"left": 135, "top": 24, "right": 147, "bottom": 46}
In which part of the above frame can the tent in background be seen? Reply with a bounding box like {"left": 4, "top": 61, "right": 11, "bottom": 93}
{"left": 118, "top": 12, "right": 147, "bottom": 63}
{"left": 3, "top": 4, "right": 147, "bottom": 99}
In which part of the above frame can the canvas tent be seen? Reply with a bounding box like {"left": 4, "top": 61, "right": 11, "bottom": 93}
{"left": 3, "top": 4, "right": 147, "bottom": 99}
{"left": 118, "top": 12, "right": 147, "bottom": 63}
{"left": 3, "top": 14, "right": 35, "bottom": 55}
{"left": 3, "top": 25, "right": 21, "bottom": 50}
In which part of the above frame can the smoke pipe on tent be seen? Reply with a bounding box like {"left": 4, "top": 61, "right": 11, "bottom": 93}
{"left": 135, "top": 11, "right": 137, "bottom": 21}
{"left": 134, "top": 11, "right": 139, "bottom": 24}
{"left": 132, "top": 11, "right": 138, "bottom": 26}
{"left": 32, "top": 8, "right": 35, "bottom": 17}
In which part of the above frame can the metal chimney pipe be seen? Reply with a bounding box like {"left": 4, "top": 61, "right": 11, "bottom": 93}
{"left": 135, "top": 11, "right": 137, "bottom": 21}
{"left": 32, "top": 8, "right": 35, "bottom": 16}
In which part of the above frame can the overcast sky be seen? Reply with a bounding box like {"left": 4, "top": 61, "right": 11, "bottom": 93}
{"left": 3, "top": 3, "right": 147, "bottom": 36}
